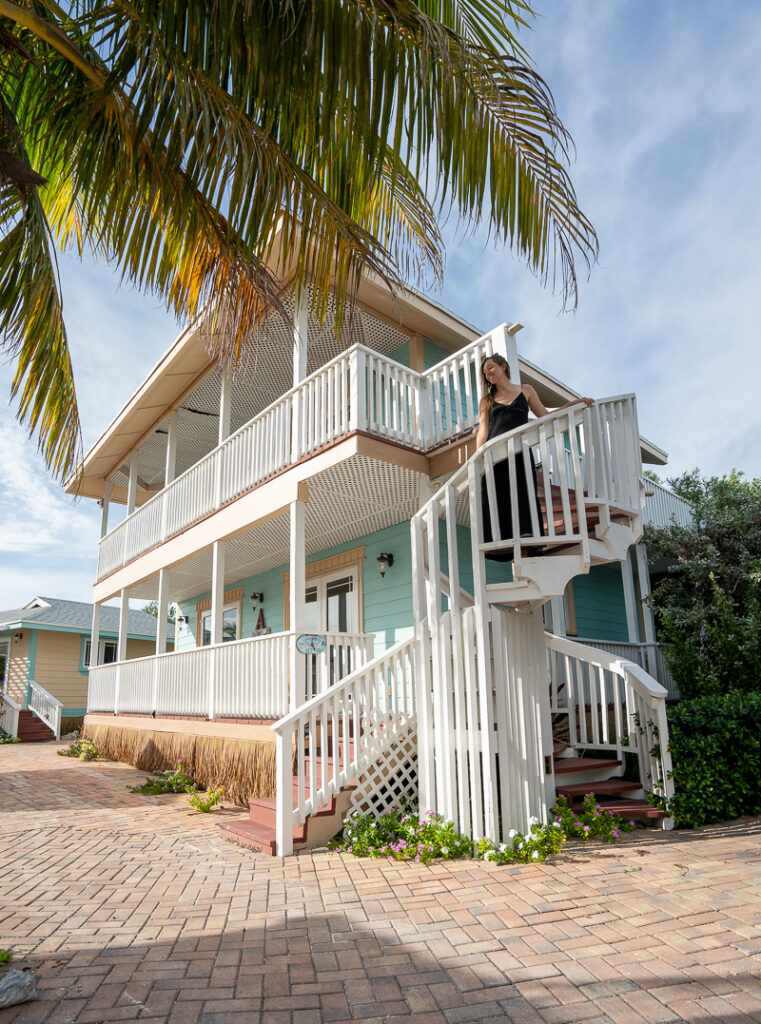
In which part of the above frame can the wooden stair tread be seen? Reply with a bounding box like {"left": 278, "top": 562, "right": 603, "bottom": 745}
{"left": 553, "top": 757, "right": 622, "bottom": 775}
{"left": 595, "top": 798, "right": 665, "bottom": 819}
{"left": 556, "top": 779, "right": 639, "bottom": 797}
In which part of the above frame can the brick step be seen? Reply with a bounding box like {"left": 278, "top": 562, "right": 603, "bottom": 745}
{"left": 553, "top": 757, "right": 622, "bottom": 775}
{"left": 595, "top": 798, "right": 665, "bottom": 821}
{"left": 16, "top": 712, "right": 55, "bottom": 742}
{"left": 556, "top": 779, "right": 640, "bottom": 799}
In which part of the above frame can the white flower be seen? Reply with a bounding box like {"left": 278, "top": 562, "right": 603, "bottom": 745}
{"left": 508, "top": 829, "right": 517, "bottom": 839}
{"left": 441, "top": 847, "right": 449, "bottom": 856}
{"left": 499, "top": 843, "right": 507, "bottom": 852}
{"left": 528, "top": 816, "right": 539, "bottom": 826}
{"left": 532, "top": 850, "right": 540, "bottom": 860}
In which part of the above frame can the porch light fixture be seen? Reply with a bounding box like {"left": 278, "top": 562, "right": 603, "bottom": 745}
{"left": 13, "top": 631, "right": 23, "bottom": 642}
{"left": 376, "top": 553, "right": 394, "bottom": 578}
{"left": 249, "top": 592, "right": 264, "bottom": 611}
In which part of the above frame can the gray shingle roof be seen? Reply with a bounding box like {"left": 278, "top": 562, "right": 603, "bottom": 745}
{"left": 0, "top": 597, "right": 174, "bottom": 639}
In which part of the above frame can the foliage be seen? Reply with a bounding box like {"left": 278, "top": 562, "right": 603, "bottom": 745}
{"left": 666, "top": 692, "right": 761, "bottom": 828}
{"left": 329, "top": 806, "right": 474, "bottom": 863}
{"left": 0, "top": 731, "right": 20, "bottom": 744}
{"left": 0, "top": 944, "right": 11, "bottom": 965}
{"left": 128, "top": 762, "right": 198, "bottom": 795}
{"left": 329, "top": 798, "right": 635, "bottom": 865}
{"left": 646, "top": 469, "right": 761, "bottom": 698}
{"left": 57, "top": 737, "right": 99, "bottom": 761}
{"left": 0, "top": 1, "right": 597, "bottom": 480}
{"left": 188, "top": 787, "right": 224, "bottom": 813}
{"left": 142, "top": 601, "right": 176, "bottom": 623}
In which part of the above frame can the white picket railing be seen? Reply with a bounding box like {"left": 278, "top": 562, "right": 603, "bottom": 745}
{"left": 577, "top": 638, "right": 678, "bottom": 700}
{"left": 96, "top": 327, "right": 520, "bottom": 581}
{"left": 0, "top": 693, "right": 21, "bottom": 738}
{"left": 86, "top": 630, "right": 373, "bottom": 719}
{"left": 28, "top": 680, "right": 64, "bottom": 740}
{"left": 546, "top": 633, "right": 674, "bottom": 825}
{"left": 271, "top": 633, "right": 417, "bottom": 856}
{"left": 643, "top": 480, "right": 694, "bottom": 529}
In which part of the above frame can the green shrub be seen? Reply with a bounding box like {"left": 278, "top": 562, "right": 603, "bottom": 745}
{"left": 129, "top": 762, "right": 198, "bottom": 795}
{"left": 329, "top": 798, "right": 635, "bottom": 866}
{"left": 188, "top": 787, "right": 224, "bottom": 812}
{"left": 58, "top": 737, "right": 99, "bottom": 760}
{"left": 0, "top": 731, "right": 20, "bottom": 744}
{"left": 667, "top": 692, "right": 761, "bottom": 828}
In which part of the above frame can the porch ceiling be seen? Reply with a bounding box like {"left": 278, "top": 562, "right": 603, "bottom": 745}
{"left": 129, "top": 454, "right": 425, "bottom": 602}
{"left": 83, "top": 290, "right": 413, "bottom": 500}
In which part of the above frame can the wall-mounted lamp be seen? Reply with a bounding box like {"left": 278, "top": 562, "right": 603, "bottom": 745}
{"left": 12, "top": 631, "right": 23, "bottom": 643}
{"left": 376, "top": 553, "right": 394, "bottom": 578}
{"left": 249, "top": 592, "right": 264, "bottom": 611}
{"left": 171, "top": 603, "right": 188, "bottom": 626}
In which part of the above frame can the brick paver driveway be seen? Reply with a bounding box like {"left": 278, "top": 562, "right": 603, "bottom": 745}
{"left": 1, "top": 744, "right": 760, "bottom": 1024}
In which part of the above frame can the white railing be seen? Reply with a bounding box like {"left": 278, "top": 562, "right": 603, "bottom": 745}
{"left": 96, "top": 327, "right": 519, "bottom": 581}
{"left": 272, "top": 633, "right": 417, "bottom": 856}
{"left": 28, "top": 680, "right": 64, "bottom": 740}
{"left": 577, "top": 639, "right": 678, "bottom": 700}
{"left": 643, "top": 480, "right": 694, "bottom": 529}
{"left": 0, "top": 693, "right": 21, "bottom": 738}
{"left": 425, "top": 328, "right": 505, "bottom": 446}
{"left": 547, "top": 633, "right": 674, "bottom": 826}
{"left": 87, "top": 630, "right": 373, "bottom": 719}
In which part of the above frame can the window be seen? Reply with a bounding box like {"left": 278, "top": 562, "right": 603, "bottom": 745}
{"left": 83, "top": 638, "right": 118, "bottom": 667}
{"left": 200, "top": 605, "right": 239, "bottom": 645}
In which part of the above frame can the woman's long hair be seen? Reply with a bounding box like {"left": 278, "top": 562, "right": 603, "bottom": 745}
{"left": 480, "top": 353, "right": 511, "bottom": 412}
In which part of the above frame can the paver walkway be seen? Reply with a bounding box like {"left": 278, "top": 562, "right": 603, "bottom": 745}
{"left": 1, "top": 744, "right": 760, "bottom": 1024}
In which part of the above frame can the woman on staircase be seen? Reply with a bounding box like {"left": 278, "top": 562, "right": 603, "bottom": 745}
{"left": 476, "top": 354, "right": 593, "bottom": 558}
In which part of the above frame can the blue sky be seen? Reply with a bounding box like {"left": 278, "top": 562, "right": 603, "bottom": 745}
{"left": 2, "top": 0, "right": 761, "bottom": 608}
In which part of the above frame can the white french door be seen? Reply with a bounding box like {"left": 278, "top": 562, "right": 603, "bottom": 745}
{"left": 302, "top": 569, "right": 360, "bottom": 693}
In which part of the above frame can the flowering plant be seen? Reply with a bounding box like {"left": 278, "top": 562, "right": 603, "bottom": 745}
{"left": 552, "top": 794, "right": 636, "bottom": 843}
{"left": 328, "top": 805, "right": 472, "bottom": 864}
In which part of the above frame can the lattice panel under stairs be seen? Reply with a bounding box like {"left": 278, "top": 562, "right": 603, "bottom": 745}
{"left": 349, "top": 725, "right": 418, "bottom": 818}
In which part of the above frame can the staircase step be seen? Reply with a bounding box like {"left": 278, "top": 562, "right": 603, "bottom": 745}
{"left": 553, "top": 757, "right": 622, "bottom": 775}
{"left": 595, "top": 798, "right": 665, "bottom": 821}
{"left": 556, "top": 779, "right": 640, "bottom": 798}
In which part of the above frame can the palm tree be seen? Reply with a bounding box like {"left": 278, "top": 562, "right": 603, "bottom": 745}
{"left": 0, "top": 0, "right": 597, "bottom": 481}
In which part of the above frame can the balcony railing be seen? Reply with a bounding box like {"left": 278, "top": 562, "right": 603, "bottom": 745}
{"left": 87, "top": 630, "right": 375, "bottom": 719}
{"left": 643, "top": 480, "right": 693, "bottom": 529}
{"left": 97, "top": 329, "right": 506, "bottom": 580}
{"left": 575, "top": 638, "right": 678, "bottom": 700}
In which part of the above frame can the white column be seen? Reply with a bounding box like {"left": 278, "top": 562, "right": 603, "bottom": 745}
{"left": 89, "top": 602, "right": 101, "bottom": 670}
{"left": 288, "top": 497, "right": 306, "bottom": 709}
{"left": 293, "top": 291, "right": 309, "bottom": 387}
{"left": 99, "top": 481, "right": 112, "bottom": 539}
{"left": 621, "top": 550, "right": 640, "bottom": 643}
{"left": 164, "top": 410, "right": 178, "bottom": 485}
{"left": 493, "top": 323, "right": 523, "bottom": 385}
{"left": 218, "top": 365, "right": 233, "bottom": 446}
{"left": 117, "top": 589, "right": 129, "bottom": 661}
{"left": 210, "top": 541, "right": 226, "bottom": 645}
{"left": 549, "top": 597, "right": 567, "bottom": 637}
{"left": 155, "top": 569, "right": 169, "bottom": 655}
{"left": 635, "top": 543, "right": 657, "bottom": 644}
{"left": 126, "top": 454, "right": 138, "bottom": 516}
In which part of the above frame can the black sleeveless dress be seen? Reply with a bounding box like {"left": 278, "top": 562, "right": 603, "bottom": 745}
{"left": 481, "top": 392, "right": 545, "bottom": 558}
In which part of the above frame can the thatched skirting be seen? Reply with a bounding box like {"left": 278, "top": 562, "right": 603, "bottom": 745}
{"left": 84, "top": 722, "right": 282, "bottom": 806}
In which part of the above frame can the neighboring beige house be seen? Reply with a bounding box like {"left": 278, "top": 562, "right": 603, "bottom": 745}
{"left": 0, "top": 597, "right": 171, "bottom": 739}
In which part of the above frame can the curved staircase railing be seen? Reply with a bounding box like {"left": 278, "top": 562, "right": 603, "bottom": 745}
{"left": 547, "top": 632, "right": 674, "bottom": 826}
{"left": 271, "top": 634, "right": 418, "bottom": 856}
{"left": 0, "top": 693, "right": 21, "bottom": 738}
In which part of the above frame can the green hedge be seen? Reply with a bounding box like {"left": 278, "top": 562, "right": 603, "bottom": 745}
{"left": 667, "top": 692, "right": 761, "bottom": 828}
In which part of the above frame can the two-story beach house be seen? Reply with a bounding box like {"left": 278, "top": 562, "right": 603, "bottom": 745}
{"left": 71, "top": 279, "right": 689, "bottom": 855}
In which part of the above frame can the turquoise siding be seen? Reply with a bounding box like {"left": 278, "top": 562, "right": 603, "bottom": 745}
{"left": 572, "top": 564, "right": 630, "bottom": 642}
{"left": 177, "top": 521, "right": 416, "bottom": 656}
{"left": 24, "top": 628, "right": 38, "bottom": 708}
{"left": 387, "top": 340, "right": 410, "bottom": 367}
{"left": 423, "top": 338, "right": 451, "bottom": 369}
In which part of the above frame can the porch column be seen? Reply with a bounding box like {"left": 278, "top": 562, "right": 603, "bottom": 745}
{"left": 549, "top": 597, "right": 567, "bottom": 637}
{"left": 208, "top": 540, "right": 226, "bottom": 720}
{"left": 155, "top": 569, "right": 170, "bottom": 655}
{"left": 492, "top": 323, "right": 523, "bottom": 385}
{"left": 289, "top": 490, "right": 307, "bottom": 709}
{"left": 218, "top": 366, "right": 233, "bottom": 445}
{"left": 635, "top": 543, "right": 657, "bottom": 644}
{"left": 291, "top": 292, "right": 309, "bottom": 461}
{"left": 621, "top": 550, "right": 640, "bottom": 643}
{"left": 126, "top": 453, "right": 138, "bottom": 516}
{"left": 99, "top": 481, "right": 112, "bottom": 539}
{"left": 89, "top": 602, "right": 101, "bottom": 669}
{"left": 117, "top": 588, "right": 129, "bottom": 662}
{"left": 164, "top": 410, "right": 178, "bottom": 485}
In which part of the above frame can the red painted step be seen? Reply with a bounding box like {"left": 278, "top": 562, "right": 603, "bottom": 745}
{"left": 553, "top": 757, "right": 622, "bottom": 775}
{"left": 556, "top": 779, "right": 640, "bottom": 799}
{"left": 15, "top": 710, "right": 55, "bottom": 742}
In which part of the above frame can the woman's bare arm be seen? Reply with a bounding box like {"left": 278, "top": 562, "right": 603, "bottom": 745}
{"left": 525, "top": 384, "right": 593, "bottom": 417}
{"left": 475, "top": 398, "right": 490, "bottom": 449}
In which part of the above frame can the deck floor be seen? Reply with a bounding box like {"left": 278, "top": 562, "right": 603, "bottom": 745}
{"left": 1, "top": 742, "right": 760, "bottom": 1024}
